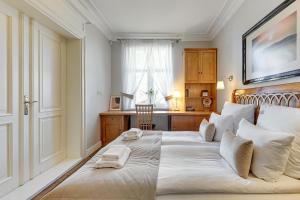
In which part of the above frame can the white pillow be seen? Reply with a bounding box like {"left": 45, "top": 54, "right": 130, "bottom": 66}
{"left": 209, "top": 112, "right": 234, "bottom": 142}
{"left": 220, "top": 130, "right": 253, "bottom": 179}
{"left": 199, "top": 119, "right": 215, "bottom": 142}
{"left": 257, "top": 104, "right": 300, "bottom": 179}
{"left": 221, "top": 102, "right": 256, "bottom": 133}
{"left": 237, "top": 119, "right": 295, "bottom": 182}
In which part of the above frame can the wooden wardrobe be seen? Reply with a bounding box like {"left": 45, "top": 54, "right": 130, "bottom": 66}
{"left": 184, "top": 48, "right": 217, "bottom": 112}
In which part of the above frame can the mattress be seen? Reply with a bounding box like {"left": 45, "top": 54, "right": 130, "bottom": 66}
{"left": 157, "top": 144, "right": 300, "bottom": 196}
{"left": 162, "top": 131, "right": 219, "bottom": 145}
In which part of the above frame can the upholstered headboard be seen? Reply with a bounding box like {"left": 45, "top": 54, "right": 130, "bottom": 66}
{"left": 232, "top": 82, "right": 300, "bottom": 123}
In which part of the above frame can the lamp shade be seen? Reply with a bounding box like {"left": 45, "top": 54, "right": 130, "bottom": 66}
{"left": 174, "top": 90, "right": 180, "bottom": 98}
{"left": 217, "top": 81, "right": 225, "bottom": 90}
{"left": 120, "top": 92, "right": 134, "bottom": 99}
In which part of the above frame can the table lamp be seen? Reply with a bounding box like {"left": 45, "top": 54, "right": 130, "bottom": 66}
{"left": 174, "top": 90, "right": 180, "bottom": 111}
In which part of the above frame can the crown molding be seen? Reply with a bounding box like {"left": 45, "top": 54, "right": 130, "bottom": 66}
{"left": 208, "top": 0, "right": 245, "bottom": 40}
{"left": 23, "top": 0, "right": 86, "bottom": 38}
{"left": 66, "top": 0, "right": 244, "bottom": 41}
{"left": 182, "top": 33, "right": 211, "bottom": 42}
{"left": 66, "top": 0, "right": 114, "bottom": 40}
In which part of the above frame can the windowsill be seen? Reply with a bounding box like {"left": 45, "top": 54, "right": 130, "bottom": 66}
{"left": 2, "top": 158, "right": 81, "bottom": 200}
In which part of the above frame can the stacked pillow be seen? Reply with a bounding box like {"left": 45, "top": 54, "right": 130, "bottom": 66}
{"left": 257, "top": 104, "right": 300, "bottom": 179}
{"left": 216, "top": 102, "right": 299, "bottom": 182}
{"left": 220, "top": 130, "right": 253, "bottom": 178}
{"left": 199, "top": 119, "right": 215, "bottom": 142}
{"left": 237, "top": 119, "right": 294, "bottom": 182}
{"left": 199, "top": 102, "right": 255, "bottom": 142}
{"left": 209, "top": 112, "right": 234, "bottom": 142}
{"left": 221, "top": 102, "right": 256, "bottom": 133}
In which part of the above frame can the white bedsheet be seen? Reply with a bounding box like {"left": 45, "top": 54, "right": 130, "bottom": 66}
{"left": 162, "top": 131, "right": 219, "bottom": 145}
{"left": 157, "top": 144, "right": 300, "bottom": 196}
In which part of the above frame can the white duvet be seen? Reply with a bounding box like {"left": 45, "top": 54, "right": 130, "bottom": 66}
{"left": 157, "top": 144, "right": 300, "bottom": 195}
{"left": 162, "top": 131, "right": 219, "bottom": 145}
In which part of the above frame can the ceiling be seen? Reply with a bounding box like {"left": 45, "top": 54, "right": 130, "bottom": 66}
{"left": 71, "top": 0, "right": 245, "bottom": 41}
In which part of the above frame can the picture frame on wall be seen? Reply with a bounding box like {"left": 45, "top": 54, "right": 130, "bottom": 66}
{"left": 109, "top": 96, "right": 122, "bottom": 111}
{"left": 242, "top": 0, "right": 300, "bottom": 85}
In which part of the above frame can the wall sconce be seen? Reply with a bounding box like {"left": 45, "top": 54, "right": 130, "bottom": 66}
{"left": 228, "top": 75, "right": 234, "bottom": 82}
{"left": 217, "top": 81, "right": 225, "bottom": 90}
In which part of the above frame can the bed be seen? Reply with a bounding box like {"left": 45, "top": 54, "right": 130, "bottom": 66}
{"left": 42, "top": 82, "right": 300, "bottom": 200}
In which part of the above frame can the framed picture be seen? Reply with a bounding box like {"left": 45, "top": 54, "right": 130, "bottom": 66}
{"left": 109, "top": 96, "right": 122, "bottom": 111}
{"left": 201, "top": 90, "right": 209, "bottom": 97}
{"left": 242, "top": 0, "right": 300, "bottom": 85}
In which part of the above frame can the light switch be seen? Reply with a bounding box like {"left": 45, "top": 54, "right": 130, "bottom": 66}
{"left": 97, "top": 90, "right": 102, "bottom": 96}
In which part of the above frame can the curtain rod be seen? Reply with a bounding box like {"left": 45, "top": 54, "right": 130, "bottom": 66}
{"left": 116, "top": 38, "right": 181, "bottom": 43}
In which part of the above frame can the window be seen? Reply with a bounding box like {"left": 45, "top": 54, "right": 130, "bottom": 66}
{"left": 121, "top": 40, "right": 174, "bottom": 110}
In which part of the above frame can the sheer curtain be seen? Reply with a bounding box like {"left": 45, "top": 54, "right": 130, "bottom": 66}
{"left": 121, "top": 39, "right": 174, "bottom": 110}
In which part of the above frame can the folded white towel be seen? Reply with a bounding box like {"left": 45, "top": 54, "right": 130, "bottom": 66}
{"left": 121, "top": 128, "right": 142, "bottom": 137}
{"left": 122, "top": 131, "right": 143, "bottom": 141}
{"left": 95, "top": 147, "right": 131, "bottom": 169}
{"left": 102, "top": 145, "right": 130, "bottom": 161}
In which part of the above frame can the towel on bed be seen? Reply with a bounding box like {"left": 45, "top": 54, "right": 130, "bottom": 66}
{"left": 122, "top": 129, "right": 143, "bottom": 140}
{"left": 102, "top": 145, "right": 130, "bottom": 161}
{"left": 95, "top": 146, "right": 131, "bottom": 168}
{"left": 124, "top": 128, "right": 142, "bottom": 136}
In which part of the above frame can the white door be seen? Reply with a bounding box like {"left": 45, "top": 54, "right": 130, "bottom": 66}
{"left": 31, "top": 21, "right": 66, "bottom": 177}
{"left": 0, "top": 2, "right": 19, "bottom": 197}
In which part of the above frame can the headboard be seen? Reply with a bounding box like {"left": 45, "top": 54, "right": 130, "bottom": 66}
{"left": 232, "top": 82, "right": 300, "bottom": 123}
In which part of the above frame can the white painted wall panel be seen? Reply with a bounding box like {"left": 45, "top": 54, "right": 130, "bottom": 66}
{"left": 0, "top": 1, "right": 19, "bottom": 197}
{"left": 84, "top": 24, "right": 111, "bottom": 154}
{"left": 0, "top": 13, "right": 8, "bottom": 114}
{"left": 0, "top": 125, "right": 9, "bottom": 182}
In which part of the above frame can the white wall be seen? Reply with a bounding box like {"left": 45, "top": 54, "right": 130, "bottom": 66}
{"left": 85, "top": 24, "right": 111, "bottom": 154}
{"left": 212, "top": 0, "right": 300, "bottom": 111}
{"left": 111, "top": 40, "right": 212, "bottom": 111}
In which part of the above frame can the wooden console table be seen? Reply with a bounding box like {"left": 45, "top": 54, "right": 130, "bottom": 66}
{"left": 99, "top": 111, "right": 211, "bottom": 145}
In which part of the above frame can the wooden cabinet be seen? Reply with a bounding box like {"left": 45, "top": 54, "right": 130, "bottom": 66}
{"left": 185, "top": 51, "right": 199, "bottom": 83}
{"left": 100, "top": 115, "right": 129, "bottom": 145}
{"left": 184, "top": 48, "right": 217, "bottom": 112}
{"left": 185, "top": 49, "right": 216, "bottom": 83}
{"left": 171, "top": 114, "right": 210, "bottom": 131}
{"left": 200, "top": 50, "right": 217, "bottom": 83}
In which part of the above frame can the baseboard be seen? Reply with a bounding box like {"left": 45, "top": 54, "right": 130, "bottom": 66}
{"left": 85, "top": 141, "right": 102, "bottom": 157}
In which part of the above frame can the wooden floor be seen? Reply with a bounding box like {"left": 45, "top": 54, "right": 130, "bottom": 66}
{"left": 31, "top": 147, "right": 101, "bottom": 200}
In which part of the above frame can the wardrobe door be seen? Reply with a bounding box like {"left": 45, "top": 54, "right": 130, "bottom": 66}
{"left": 0, "top": 2, "right": 19, "bottom": 197}
{"left": 185, "top": 51, "right": 200, "bottom": 83}
{"left": 31, "top": 21, "right": 66, "bottom": 177}
{"left": 199, "top": 50, "right": 217, "bottom": 83}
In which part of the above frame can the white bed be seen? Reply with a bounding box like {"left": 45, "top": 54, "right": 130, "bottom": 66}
{"left": 156, "top": 144, "right": 300, "bottom": 199}
{"left": 43, "top": 83, "right": 300, "bottom": 200}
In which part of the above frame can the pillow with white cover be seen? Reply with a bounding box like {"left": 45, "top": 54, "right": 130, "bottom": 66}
{"left": 237, "top": 119, "right": 295, "bottom": 182}
{"left": 221, "top": 102, "right": 256, "bottom": 133}
{"left": 257, "top": 104, "right": 300, "bottom": 179}
{"left": 209, "top": 112, "right": 234, "bottom": 142}
{"left": 199, "top": 119, "right": 215, "bottom": 142}
{"left": 220, "top": 130, "right": 253, "bottom": 178}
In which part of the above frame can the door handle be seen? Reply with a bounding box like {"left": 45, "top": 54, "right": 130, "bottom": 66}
{"left": 24, "top": 99, "right": 38, "bottom": 104}
{"left": 24, "top": 95, "right": 38, "bottom": 115}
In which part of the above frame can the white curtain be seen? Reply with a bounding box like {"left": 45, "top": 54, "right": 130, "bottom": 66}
{"left": 149, "top": 40, "right": 174, "bottom": 108}
{"left": 121, "top": 40, "right": 174, "bottom": 110}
